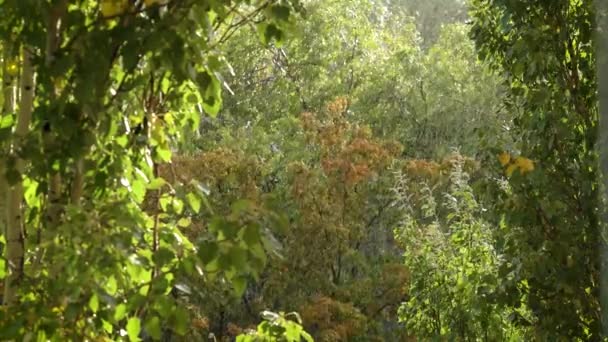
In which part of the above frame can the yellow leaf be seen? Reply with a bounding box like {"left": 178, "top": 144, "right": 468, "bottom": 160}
{"left": 498, "top": 152, "right": 511, "bottom": 166}
{"left": 6, "top": 61, "right": 19, "bottom": 77}
{"left": 100, "top": 0, "right": 129, "bottom": 18}
{"left": 515, "top": 156, "right": 534, "bottom": 174}
{"left": 505, "top": 163, "right": 518, "bottom": 177}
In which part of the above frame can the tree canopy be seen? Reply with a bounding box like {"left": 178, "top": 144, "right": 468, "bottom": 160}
{"left": 0, "top": 0, "right": 605, "bottom": 341}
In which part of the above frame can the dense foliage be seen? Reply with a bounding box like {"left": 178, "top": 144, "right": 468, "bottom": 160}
{"left": 0, "top": 0, "right": 305, "bottom": 340}
{"left": 470, "top": 0, "right": 603, "bottom": 339}
{"left": 0, "top": 0, "right": 605, "bottom": 341}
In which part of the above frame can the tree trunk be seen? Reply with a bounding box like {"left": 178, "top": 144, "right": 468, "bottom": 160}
{"left": 4, "top": 48, "right": 34, "bottom": 304}
{"left": 0, "top": 44, "right": 16, "bottom": 297}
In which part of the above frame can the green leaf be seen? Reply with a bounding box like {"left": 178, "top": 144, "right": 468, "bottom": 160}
{"left": 23, "top": 178, "right": 39, "bottom": 207}
{"left": 126, "top": 262, "right": 152, "bottom": 284}
{"left": 241, "top": 224, "right": 261, "bottom": 247}
{"left": 210, "top": 217, "right": 239, "bottom": 240}
{"left": 231, "top": 275, "right": 248, "bottom": 297}
{"left": 172, "top": 306, "right": 189, "bottom": 335}
{"left": 0, "top": 114, "right": 14, "bottom": 128}
{"left": 106, "top": 275, "right": 118, "bottom": 296}
{"left": 228, "top": 246, "right": 248, "bottom": 270}
{"left": 159, "top": 195, "right": 171, "bottom": 212}
{"left": 131, "top": 179, "right": 146, "bottom": 204}
{"left": 155, "top": 147, "right": 172, "bottom": 162}
{"left": 177, "top": 217, "right": 191, "bottom": 228}
{"left": 88, "top": 293, "right": 99, "bottom": 313}
{"left": 172, "top": 198, "right": 184, "bottom": 214}
{"left": 102, "top": 319, "right": 113, "bottom": 334}
{"left": 194, "top": 71, "right": 222, "bottom": 117}
{"left": 144, "top": 316, "right": 162, "bottom": 340}
{"left": 127, "top": 317, "right": 141, "bottom": 342}
{"left": 257, "top": 23, "right": 285, "bottom": 46}
{"left": 186, "top": 192, "right": 201, "bottom": 213}
{"left": 147, "top": 177, "right": 166, "bottom": 190}
{"left": 139, "top": 285, "right": 150, "bottom": 296}
{"left": 284, "top": 320, "right": 308, "bottom": 341}
{"left": 153, "top": 247, "right": 176, "bottom": 267}
{"left": 116, "top": 135, "right": 128, "bottom": 147}
{"left": 198, "top": 240, "right": 218, "bottom": 264}
{"left": 0, "top": 256, "right": 5, "bottom": 279}
{"left": 114, "top": 303, "right": 127, "bottom": 321}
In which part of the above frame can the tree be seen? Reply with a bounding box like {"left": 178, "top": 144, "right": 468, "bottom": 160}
{"left": 0, "top": 0, "right": 301, "bottom": 339}
{"left": 470, "top": 0, "right": 603, "bottom": 339}
{"left": 167, "top": 99, "right": 409, "bottom": 340}
{"left": 174, "top": 1, "right": 512, "bottom": 339}
{"left": 389, "top": 0, "right": 468, "bottom": 48}
{"left": 213, "top": 0, "right": 506, "bottom": 159}
{"left": 354, "top": 23, "right": 508, "bottom": 158}
{"left": 394, "top": 153, "right": 529, "bottom": 340}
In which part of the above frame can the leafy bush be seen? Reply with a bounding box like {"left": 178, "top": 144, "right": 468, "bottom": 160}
{"left": 394, "top": 155, "right": 530, "bottom": 340}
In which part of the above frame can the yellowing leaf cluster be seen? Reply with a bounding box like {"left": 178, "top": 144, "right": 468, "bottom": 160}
{"left": 404, "top": 153, "right": 479, "bottom": 184}
{"left": 299, "top": 109, "right": 399, "bottom": 186}
{"left": 498, "top": 152, "right": 534, "bottom": 177}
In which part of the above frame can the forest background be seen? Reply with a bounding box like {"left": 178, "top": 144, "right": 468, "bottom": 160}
{"left": 0, "top": 0, "right": 604, "bottom": 341}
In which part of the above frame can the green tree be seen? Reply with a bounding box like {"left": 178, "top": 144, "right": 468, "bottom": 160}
{"left": 212, "top": 0, "right": 507, "bottom": 158}
{"left": 390, "top": 0, "right": 468, "bottom": 47}
{"left": 0, "top": 0, "right": 300, "bottom": 339}
{"left": 394, "top": 154, "right": 528, "bottom": 340}
{"left": 176, "top": 0, "right": 512, "bottom": 339}
{"left": 470, "top": 0, "right": 603, "bottom": 339}
{"left": 354, "top": 23, "right": 508, "bottom": 158}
